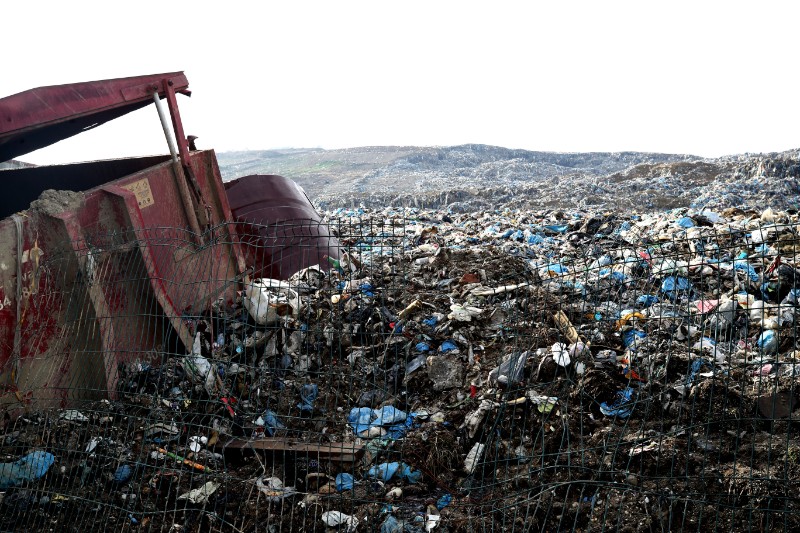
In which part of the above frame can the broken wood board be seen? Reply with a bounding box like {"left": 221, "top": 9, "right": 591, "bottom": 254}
{"left": 221, "top": 438, "right": 364, "bottom": 464}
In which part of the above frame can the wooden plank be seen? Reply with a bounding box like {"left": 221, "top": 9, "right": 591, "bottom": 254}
{"left": 221, "top": 438, "right": 364, "bottom": 463}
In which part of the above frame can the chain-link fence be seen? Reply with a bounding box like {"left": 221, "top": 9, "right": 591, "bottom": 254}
{"left": 2, "top": 210, "right": 800, "bottom": 532}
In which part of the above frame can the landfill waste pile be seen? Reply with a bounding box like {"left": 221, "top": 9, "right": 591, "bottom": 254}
{"left": 275, "top": 146, "right": 799, "bottom": 214}
{"left": 4, "top": 204, "right": 800, "bottom": 532}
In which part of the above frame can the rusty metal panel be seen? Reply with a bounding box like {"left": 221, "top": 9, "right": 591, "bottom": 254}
{"left": 0, "top": 151, "right": 246, "bottom": 414}
{"left": 0, "top": 155, "right": 171, "bottom": 219}
{"left": 0, "top": 72, "right": 188, "bottom": 162}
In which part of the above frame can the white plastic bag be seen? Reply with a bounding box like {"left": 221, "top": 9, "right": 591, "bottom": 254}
{"left": 244, "top": 278, "right": 301, "bottom": 325}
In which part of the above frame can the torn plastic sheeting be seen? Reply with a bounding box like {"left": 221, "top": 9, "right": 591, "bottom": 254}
{"left": 598, "top": 268, "right": 627, "bottom": 283}
{"left": 405, "top": 355, "right": 427, "bottom": 375}
{"left": 185, "top": 341, "right": 218, "bottom": 393}
{"left": 360, "top": 283, "right": 376, "bottom": 297}
{"left": 527, "top": 393, "right": 558, "bottom": 413}
{"left": 462, "top": 400, "right": 496, "bottom": 439}
{"left": 783, "top": 288, "right": 800, "bottom": 306}
{"left": 177, "top": 481, "right": 219, "bottom": 505}
{"left": 599, "top": 387, "right": 635, "bottom": 418}
{"left": 0, "top": 451, "right": 55, "bottom": 489}
{"left": 590, "top": 255, "right": 613, "bottom": 270}
{"left": 569, "top": 342, "right": 589, "bottom": 359}
{"left": 380, "top": 514, "right": 425, "bottom": 533}
{"left": 322, "top": 511, "right": 359, "bottom": 531}
{"left": 426, "top": 513, "right": 441, "bottom": 532}
{"left": 692, "top": 337, "right": 727, "bottom": 363}
{"left": 144, "top": 422, "right": 180, "bottom": 443}
{"left": 256, "top": 476, "right": 297, "bottom": 502}
{"left": 753, "top": 243, "right": 772, "bottom": 256}
{"left": 652, "top": 258, "right": 688, "bottom": 276}
{"left": 686, "top": 359, "right": 715, "bottom": 387}
{"left": 60, "top": 410, "right": 89, "bottom": 422}
{"left": 488, "top": 351, "right": 528, "bottom": 384}
{"left": 636, "top": 294, "right": 659, "bottom": 307}
{"left": 464, "top": 442, "right": 485, "bottom": 474}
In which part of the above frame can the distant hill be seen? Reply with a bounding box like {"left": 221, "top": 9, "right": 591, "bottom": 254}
{"left": 218, "top": 144, "right": 800, "bottom": 212}
{"left": 0, "top": 160, "right": 35, "bottom": 170}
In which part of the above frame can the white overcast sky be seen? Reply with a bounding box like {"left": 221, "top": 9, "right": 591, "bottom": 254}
{"left": 3, "top": 1, "right": 798, "bottom": 165}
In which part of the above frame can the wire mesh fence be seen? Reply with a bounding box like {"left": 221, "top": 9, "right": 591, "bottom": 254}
{"left": 2, "top": 209, "right": 800, "bottom": 532}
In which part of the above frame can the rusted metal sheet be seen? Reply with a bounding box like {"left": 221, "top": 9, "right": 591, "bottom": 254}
{"left": 0, "top": 72, "right": 189, "bottom": 162}
{"left": 222, "top": 437, "right": 364, "bottom": 464}
{"left": 0, "top": 73, "right": 248, "bottom": 415}
{"left": 225, "top": 174, "right": 340, "bottom": 279}
{"left": 0, "top": 150, "right": 246, "bottom": 414}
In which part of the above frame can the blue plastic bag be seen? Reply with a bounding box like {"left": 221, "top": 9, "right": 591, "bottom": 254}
{"left": 623, "top": 329, "right": 646, "bottom": 350}
{"left": 734, "top": 260, "right": 759, "bottom": 282}
{"left": 440, "top": 340, "right": 458, "bottom": 353}
{"left": 367, "top": 462, "right": 401, "bottom": 481}
{"left": 600, "top": 387, "right": 635, "bottom": 418}
{"left": 0, "top": 451, "right": 55, "bottom": 489}
{"left": 661, "top": 276, "right": 691, "bottom": 299}
{"left": 367, "top": 462, "right": 420, "bottom": 483}
{"left": 398, "top": 463, "right": 422, "bottom": 483}
{"left": 686, "top": 359, "right": 713, "bottom": 386}
{"left": 348, "top": 406, "right": 408, "bottom": 436}
{"left": 422, "top": 316, "right": 438, "bottom": 327}
{"left": 436, "top": 493, "right": 453, "bottom": 510}
{"left": 360, "top": 283, "right": 375, "bottom": 297}
{"left": 297, "top": 383, "right": 319, "bottom": 412}
{"left": 527, "top": 233, "right": 545, "bottom": 245}
{"left": 261, "top": 409, "right": 286, "bottom": 436}
{"left": 335, "top": 473, "right": 354, "bottom": 491}
{"left": 348, "top": 407, "right": 377, "bottom": 435}
{"left": 636, "top": 294, "right": 659, "bottom": 307}
{"left": 114, "top": 464, "right": 133, "bottom": 484}
{"left": 544, "top": 224, "right": 569, "bottom": 234}
{"left": 757, "top": 330, "right": 778, "bottom": 354}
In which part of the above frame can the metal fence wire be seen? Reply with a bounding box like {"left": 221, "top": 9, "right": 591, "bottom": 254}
{"left": 2, "top": 208, "right": 800, "bottom": 532}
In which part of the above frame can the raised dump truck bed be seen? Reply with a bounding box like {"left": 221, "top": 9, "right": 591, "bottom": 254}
{"left": 0, "top": 73, "right": 247, "bottom": 413}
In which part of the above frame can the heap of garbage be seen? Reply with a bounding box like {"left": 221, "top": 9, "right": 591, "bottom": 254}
{"left": 3, "top": 204, "right": 800, "bottom": 532}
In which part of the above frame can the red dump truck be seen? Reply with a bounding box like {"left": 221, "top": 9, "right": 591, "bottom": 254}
{"left": 0, "top": 72, "right": 338, "bottom": 415}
